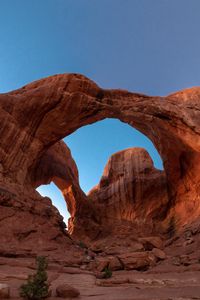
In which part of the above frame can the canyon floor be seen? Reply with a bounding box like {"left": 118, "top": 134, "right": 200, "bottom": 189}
{"left": 2, "top": 259, "right": 200, "bottom": 299}
{"left": 2, "top": 264, "right": 200, "bottom": 300}
{"left": 2, "top": 220, "right": 200, "bottom": 299}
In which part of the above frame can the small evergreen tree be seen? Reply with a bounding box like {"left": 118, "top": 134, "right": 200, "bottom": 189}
{"left": 103, "top": 266, "right": 112, "bottom": 279}
{"left": 20, "top": 256, "right": 50, "bottom": 300}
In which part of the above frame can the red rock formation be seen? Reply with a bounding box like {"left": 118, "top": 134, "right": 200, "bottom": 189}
{"left": 30, "top": 140, "right": 84, "bottom": 234}
{"left": 0, "top": 73, "right": 200, "bottom": 252}
{"left": 31, "top": 140, "right": 100, "bottom": 238}
{"left": 88, "top": 148, "right": 168, "bottom": 235}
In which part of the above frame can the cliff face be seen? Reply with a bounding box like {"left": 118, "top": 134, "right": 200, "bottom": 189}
{"left": 30, "top": 140, "right": 85, "bottom": 234}
{"left": 0, "top": 73, "right": 200, "bottom": 252}
{"left": 88, "top": 148, "right": 168, "bottom": 233}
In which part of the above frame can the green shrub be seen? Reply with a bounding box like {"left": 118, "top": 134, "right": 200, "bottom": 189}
{"left": 20, "top": 256, "right": 50, "bottom": 300}
{"left": 103, "top": 266, "right": 112, "bottom": 279}
{"left": 78, "top": 241, "right": 87, "bottom": 249}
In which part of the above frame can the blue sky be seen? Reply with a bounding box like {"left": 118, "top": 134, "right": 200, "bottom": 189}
{"left": 1, "top": 0, "right": 200, "bottom": 223}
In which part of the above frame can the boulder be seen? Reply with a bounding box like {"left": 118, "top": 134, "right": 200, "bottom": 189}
{"left": 0, "top": 283, "right": 10, "bottom": 299}
{"left": 152, "top": 248, "right": 166, "bottom": 260}
{"left": 95, "top": 258, "right": 109, "bottom": 272}
{"left": 139, "top": 237, "right": 164, "bottom": 250}
{"left": 105, "top": 243, "right": 144, "bottom": 255}
{"left": 108, "top": 256, "right": 123, "bottom": 271}
{"left": 56, "top": 284, "right": 80, "bottom": 298}
{"left": 118, "top": 252, "right": 153, "bottom": 270}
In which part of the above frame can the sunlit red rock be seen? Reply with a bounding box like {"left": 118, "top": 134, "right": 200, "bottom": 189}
{"left": 88, "top": 147, "right": 168, "bottom": 236}
{"left": 0, "top": 73, "right": 200, "bottom": 253}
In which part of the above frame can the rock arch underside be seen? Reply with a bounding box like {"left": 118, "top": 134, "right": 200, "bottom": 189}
{"left": 0, "top": 73, "right": 200, "bottom": 260}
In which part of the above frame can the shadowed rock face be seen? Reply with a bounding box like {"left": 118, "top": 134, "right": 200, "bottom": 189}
{"left": 31, "top": 140, "right": 84, "bottom": 234}
{"left": 31, "top": 141, "right": 101, "bottom": 238}
{"left": 0, "top": 73, "right": 200, "bottom": 251}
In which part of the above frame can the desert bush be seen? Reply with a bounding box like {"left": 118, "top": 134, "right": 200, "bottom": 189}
{"left": 103, "top": 266, "right": 112, "bottom": 278}
{"left": 20, "top": 256, "right": 50, "bottom": 300}
{"left": 78, "top": 241, "right": 87, "bottom": 249}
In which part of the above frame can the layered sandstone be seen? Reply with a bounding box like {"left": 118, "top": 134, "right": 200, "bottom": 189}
{"left": 0, "top": 73, "right": 200, "bottom": 252}
{"left": 88, "top": 148, "right": 168, "bottom": 235}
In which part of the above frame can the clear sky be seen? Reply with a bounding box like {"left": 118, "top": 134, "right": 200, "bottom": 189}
{"left": 1, "top": 0, "right": 200, "bottom": 224}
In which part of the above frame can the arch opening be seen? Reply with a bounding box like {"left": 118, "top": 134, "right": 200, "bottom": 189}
{"left": 64, "top": 119, "right": 163, "bottom": 194}
{"left": 37, "top": 182, "right": 70, "bottom": 227}
{"left": 32, "top": 118, "right": 166, "bottom": 239}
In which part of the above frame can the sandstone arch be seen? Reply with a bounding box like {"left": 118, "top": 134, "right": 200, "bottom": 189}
{"left": 0, "top": 73, "right": 200, "bottom": 250}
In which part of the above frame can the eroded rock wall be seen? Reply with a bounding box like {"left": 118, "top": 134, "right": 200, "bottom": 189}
{"left": 0, "top": 73, "right": 200, "bottom": 251}
{"left": 88, "top": 148, "right": 168, "bottom": 235}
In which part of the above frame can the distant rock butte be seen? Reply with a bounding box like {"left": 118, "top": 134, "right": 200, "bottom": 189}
{"left": 0, "top": 73, "right": 200, "bottom": 254}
